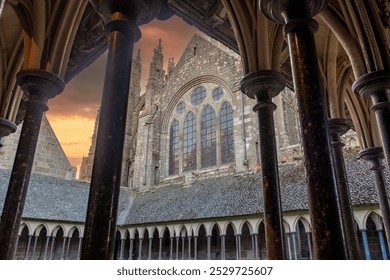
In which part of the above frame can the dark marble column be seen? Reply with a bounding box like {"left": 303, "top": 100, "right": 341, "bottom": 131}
{"left": 193, "top": 236, "right": 198, "bottom": 260}
{"left": 138, "top": 238, "right": 143, "bottom": 260}
{"left": 220, "top": 235, "right": 226, "bottom": 260}
{"left": 206, "top": 235, "right": 211, "bottom": 260}
{"left": 129, "top": 238, "right": 134, "bottom": 260}
{"left": 353, "top": 70, "right": 390, "bottom": 172}
{"left": 24, "top": 235, "right": 32, "bottom": 260}
{"left": 328, "top": 118, "right": 361, "bottom": 259}
{"left": 0, "top": 118, "right": 17, "bottom": 147}
{"left": 0, "top": 69, "right": 64, "bottom": 260}
{"left": 358, "top": 147, "right": 390, "bottom": 250}
{"left": 259, "top": 0, "right": 345, "bottom": 259}
{"left": 240, "top": 70, "right": 285, "bottom": 260}
{"left": 80, "top": 0, "right": 172, "bottom": 259}
{"left": 80, "top": 10, "right": 140, "bottom": 260}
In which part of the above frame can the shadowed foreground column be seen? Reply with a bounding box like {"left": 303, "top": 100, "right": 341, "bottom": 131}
{"left": 241, "top": 70, "right": 285, "bottom": 259}
{"left": 358, "top": 147, "right": 390, "bottom": 251}
{"left": 0, "top": 69, "right": 64, "bottom": 259}
{"left": 328, "top": 118, "right": 361, "bottom": 259}
{"left": 80, "top": 12, "right": 140, "bottom": 260}
{"left": 259, "top": 0, "right": 346, "bottom": 259}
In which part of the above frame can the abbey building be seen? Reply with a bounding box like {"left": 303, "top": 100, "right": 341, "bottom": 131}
{"left": 0, "top": 34, "right": 388, "bottom": 260}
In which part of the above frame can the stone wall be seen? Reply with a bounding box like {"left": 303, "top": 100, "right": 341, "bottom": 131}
{"left": 0, "top": 115, "right": 76, "bottom": 180}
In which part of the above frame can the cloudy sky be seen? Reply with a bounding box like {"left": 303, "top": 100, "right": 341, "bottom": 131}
{"left": 46, "top": 15, "right": 199, "bottom": 173}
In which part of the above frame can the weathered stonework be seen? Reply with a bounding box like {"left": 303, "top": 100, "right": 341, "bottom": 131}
{"left": 0, "top": 115, "right": 76, "bottom": 180}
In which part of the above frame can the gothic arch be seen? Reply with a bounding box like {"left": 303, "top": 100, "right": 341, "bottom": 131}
{"left": 293, "top": 216, "right": 311, "bottom": 232}
{"left": 238, "top": 220, "right": 254, "bottom": 235}
{"left": 162, "top": 75, "right": 234, "bottom": 134}
{"left": 18, "top": 222, "right": 32, "bottom": 235}
{"left": 364, "top": 211, "right": 384, "bottom": 230}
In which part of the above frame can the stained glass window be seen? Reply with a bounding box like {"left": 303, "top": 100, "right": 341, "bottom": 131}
{"left": 201, "top": 105, "right": 216, "bottom": 168}
{"left": 212, "top": 87, "right": 223, "bottom": 101}
{"left": 168, "top": 120, "right": 180, "bottom": 175}
{"left": 176, "top": 102, "right": 185, "bottom": 114}
{"left": 220, "top": 102, "right": 235, "bottom": 164}
{"left": 183, "top": 112, "right": 197, "bottom": 171}
{"left": 191, "top": 86, "right": 206, "bottom": 105}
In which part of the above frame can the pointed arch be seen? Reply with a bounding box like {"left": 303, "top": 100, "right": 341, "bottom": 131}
{"left": 169, "top": 119, "right": 180, "bottom": 175}
{"left": 201, "top": 105, "right": 217, "bottom": 168}
{"left": 220, "top": 101, "right": 235, "bottom": 164}
{"left": 183, "top": 111, "right": 197, "bottom": 171}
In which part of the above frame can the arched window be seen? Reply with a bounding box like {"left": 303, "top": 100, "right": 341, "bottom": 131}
{"left": 169, "top": 120, "right": 180, "bottom": 175}
{"left": 220, "top": 102, "right": 235, "bottom": 164}
{"left": 201, "top": 105, "right": 216, "bottom": 168}
{"left": 183, "top": 112, "right": 197, "bottom": 171}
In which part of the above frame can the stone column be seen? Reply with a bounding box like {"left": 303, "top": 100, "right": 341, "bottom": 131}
{"left": 353, "top": 70, "right": 390, "bottom": 172}
{"left": 60, "top": 236, "right": 67, "bottom": 260}
{"left": 80, "top": 10, "right": 141, "bottom": 260}
{"left": 138, "top": 238, "right": 143, "bottom": 260}
{"left": 175, "top": 237, "right": 179, "bottom": 260}
{"left": 0, "top": 70, "right": 64, "bottom": 260}
{"left": 24, "top": 235, "right": 32, "bottom": 260}
{"left": 206, "top": 235, "right": 211, "bottom": 260}
{"left": 49, "top": 236, "right": 55, "bottom": 260}
{"left": 360, "top": 230, "right": 371, "bottom": 260}
{"left": 253, "top": 234, "right": 259, "bottom": 260}
{"left": 286, "top": 233, "right": 292, "bottom": 260}
{"left": 328, "top": 118, "right": 361, "bottom": 259}
{"left": 43, "top": 236, "right": 50, "bottom": 260}
{"left": 129, "top": 238, "right": 134, "bottom": 260}
{"left": 65, "top": 237, "right": 72, "bottom": 260}
{"left": 188, "top": 236, "right": 191, "bottom": 260}
{"left": 120, "top": 238, "right": 125, "bottom": 260}
{"left": 241, "top": 70, "right": 285, "bottom": 259}
{"left": 291, "top": 232, "right": 298, "bottom": 260}
{"left": 221, "top": 235, "right": 226, "bottom": 260}
{"left": 159, "top": 237, "right": 163, "bottom": 260}
{"left": 193, "top": 237, "right": 198, "bottom": 260}
{"left": 358, "top": 147, "right": 390, "bottom": 250}
{"left": 377, "top": 229, "right": 388, "bottom": 260}
{"left": 235, "top": 235, "right": 242, "bottom": 260}
{"left": 148, "top": 238, "right": 152, "bottom": 260}
{"left": 31, "top": 236, "right": 38, "bottom": 260}
{"left": 181, "top": 237, "right": 185, "bottom": 260}
{"left": 0, "top": 118, "right": 17, "bottom": 147}
{"left": 77, "top": 237, "right": 82, "bottom": 260}
{"left": 259, "top": 0, "right": 346, "bottom": 259}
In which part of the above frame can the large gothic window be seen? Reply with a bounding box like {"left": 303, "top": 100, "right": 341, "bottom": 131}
{"left": 220, "top": 102, "right": 235, "bottom": 164}
{"left": 201, "top": 105, "right": 216, "bottom": 168}
{"left": 183, "top": 112, "right": 197, "bottom": 171}
{"left": 169, "top": 120, "right": 180, "bottom": 175}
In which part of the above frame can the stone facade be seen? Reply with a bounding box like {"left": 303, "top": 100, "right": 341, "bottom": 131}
{"left": 0, "top": 115, "right": 76, "bottom": 180}
{"left": 80, "top": 34, "right": 312, "bottom": 190}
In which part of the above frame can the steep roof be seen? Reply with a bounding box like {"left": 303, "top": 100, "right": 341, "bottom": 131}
{"left": 0, "top": 151, "right": 388, "bottom": 225}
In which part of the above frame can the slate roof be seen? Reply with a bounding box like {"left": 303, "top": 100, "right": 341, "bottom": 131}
{"left": 0, "top": 151, "right": 389, "bottom": 226}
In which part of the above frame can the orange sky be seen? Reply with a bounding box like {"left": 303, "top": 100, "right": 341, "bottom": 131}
{"left": 46, "top": 16, "right": 199, "bottom": 175}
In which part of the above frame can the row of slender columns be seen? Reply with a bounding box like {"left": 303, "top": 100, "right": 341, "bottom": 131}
{"left": 15, "top": 235, "right": 82, "bottom": 260}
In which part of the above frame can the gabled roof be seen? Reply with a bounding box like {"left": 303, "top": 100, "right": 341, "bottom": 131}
{"left": 0, "top": 151, "right": 388, "bottom": 225}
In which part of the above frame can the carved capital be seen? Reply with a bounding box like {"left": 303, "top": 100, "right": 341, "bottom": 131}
{"left": 259, "top": 0, "right": 328, "bottom": 24}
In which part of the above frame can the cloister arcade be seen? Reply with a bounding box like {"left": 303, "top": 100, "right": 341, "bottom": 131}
{"left": 13, "top": 210, "right": 389, "bottom": 260}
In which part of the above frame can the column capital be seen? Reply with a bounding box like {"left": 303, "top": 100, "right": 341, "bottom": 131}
{"left": 352, "top": 70, "right": 390, "bottom": 102}
{"left": 106, "top": 15, "right": 141, "bottom": 42}
{"left": 240, "top": 70, "right": 285, "bottom": 101}
{"left": 358, "top": 147, "right": 385, "bottom": 161}
{"left": 96, "top": 0, "right": 173, "bottom": 25}
{"left": 0, "top": 118, "right": 17, "bottom": 139}
{"left": 16, "top": 69, "right": 64, "bottom": 101}
{"left": 259, "top": 0, "right": 328, "bottom": 24}
{"left": 328, "top": 118, "right": 352, "bottom": 144}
